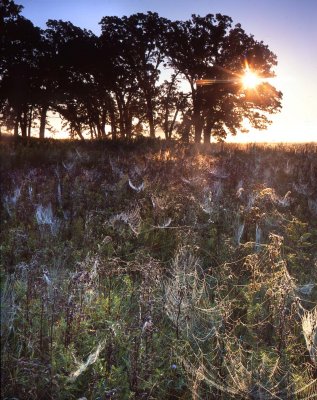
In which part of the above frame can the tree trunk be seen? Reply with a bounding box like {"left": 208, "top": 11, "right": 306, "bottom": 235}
{"left": 39, "top": 105, "right": 48, "bottom": 139}
{"left": 89, "top": 123, "right": 97, "bottom": 139}
{"left": 146, "top": 98, "right": 155, "bottom": 139}
{"left": 14, "top": 117, "right": 19, "bottom": 137}
{"left": 203, "top": 120, "right": 214, "bottom": 144}
{"left": 193, "top": 89, "right": 203, "bottom": 143}
{"left": 20, "top": 124, "right": 27, "bottom": 138}
{"left": 115, "top": 93, "right": 126, "bottom": 139}
{"left": 163, "top": 111, "right": 169, "bottom": 140}
{"left": 77, "top": 130, "right": 85, "bottom": 141}
{"left": 100, "top": 110, "right": 107, "bottom": 139}
{"left": 168, "top": 107, "right": 180, "bottom": 139}
{"left": 27, "top": 108, "right": 33, "bottom": 138}
{"left": 194, "top": 112, "right": 203, "bottom": 143}
{"left": 163, "top": 95, "right": 170, "bottom": 139}
{"left": 124, "top": 109, "right": 132, "bottom": 139}
{"left": 20, "top": 112, "right": 27, "bottom": 138}
{"left": 101, "top": 123, "right": 106, "bottom": 139}
{"left": 181, "top": 113, "right": 191, "bottom": 143}
{"left": 148, "top": 115, "right": 155, "bottom": 139}
{"left": 117, "top": 103, "right": 125, "bottom": 138}
{"left": 182, "top": 128, "right": 189, "bottom": 143}
{"left": 27, "top": 119, "right": 32, "bottom": 137}
{"left": 97, "top": 123, "right": 103, "bottom": 139}
{"left": 110, "top": 109, "right": 117, "bottom": 140}
{"left": 203, "top": 130, "right": 210, "bottom": 144}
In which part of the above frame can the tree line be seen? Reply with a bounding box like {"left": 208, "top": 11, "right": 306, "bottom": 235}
{"left": 0, "top": 0, "right": 282, "bottom": 142}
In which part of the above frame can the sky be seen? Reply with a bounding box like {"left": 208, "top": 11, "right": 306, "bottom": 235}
{"left": 18, "top": 0, "right": 317, "bottom": 143}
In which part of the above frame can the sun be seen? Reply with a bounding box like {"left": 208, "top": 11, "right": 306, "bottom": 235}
{"left": 242, "top": 68, "right": 262, "bottom": 89}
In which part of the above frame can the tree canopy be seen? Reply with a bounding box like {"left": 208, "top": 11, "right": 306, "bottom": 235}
{"left": 0, "top": 1, "right": 282, "bottom": 142}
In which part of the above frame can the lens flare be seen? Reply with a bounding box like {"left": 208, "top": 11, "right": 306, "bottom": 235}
{"left": 242, "top": 68, "right": 262, "bottom": 89}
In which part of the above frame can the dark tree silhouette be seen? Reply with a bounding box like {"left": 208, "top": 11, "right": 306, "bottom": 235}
{"left": 100, "top": 17, "right": 143, "bottom": 140}
{"left": 44, "top": 20, "right": 102, "bottom": 140}
{"left": 100, "top": 12, "right": 170, "bottom": 139}
{"left": 0, "top": 0, "right": 42, "bottom": 137}
{"left": 1, "top": 3, "right": 282, "bottom": 142}
{"left": 166, "top": 14, "right": 282, "bottom": 143}
{"left": 157, "top": 74, "right": 190, "bottom": 140}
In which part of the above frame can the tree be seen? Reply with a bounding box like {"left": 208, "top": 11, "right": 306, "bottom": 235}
{"left": 1, "top": 5, "right": 282, "bottom": 143}
{"left": 44, "top": 20, "right": 109, "bottom": 140}
{"left": 157, "top": 74, "right": 190, "bottom": 140}
{"left": 0, "top": 0, "right": 42, "bottom": 137}
{"left": 166, "top": 14, "right": 282, "bottom": 143}
{"left": 100, "top": 13, "right": 170, "bottom": 139}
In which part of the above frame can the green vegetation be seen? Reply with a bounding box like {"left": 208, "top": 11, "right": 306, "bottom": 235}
{"left": 1, "top": 138, "right": 316, "bottom": 399}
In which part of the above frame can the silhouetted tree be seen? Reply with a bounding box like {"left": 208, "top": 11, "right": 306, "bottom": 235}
{"left": 100, "top": 12, "right": 169, "bottom": 139}
{"left": 166, "top": 14, "right": 282, "bottom": 143}
{"left": 44, "top": 20, "right": 104, "bottom": 139}
{"left": 0, "top": 0, "right": 42, "bottom": 137}
{"left": 157, "top": 74, "right": 190, "bottom": 140}
{"left": 1, "top": 4, "right": 282, "bottom": 142}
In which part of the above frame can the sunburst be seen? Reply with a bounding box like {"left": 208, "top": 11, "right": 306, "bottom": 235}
{"left": 241, "top": 65, "right": 263, "bottom": 89}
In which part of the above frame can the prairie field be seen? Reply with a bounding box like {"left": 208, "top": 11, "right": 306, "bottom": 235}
{"left": 1, "top": 139, "right": 316, "bottom": 399}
